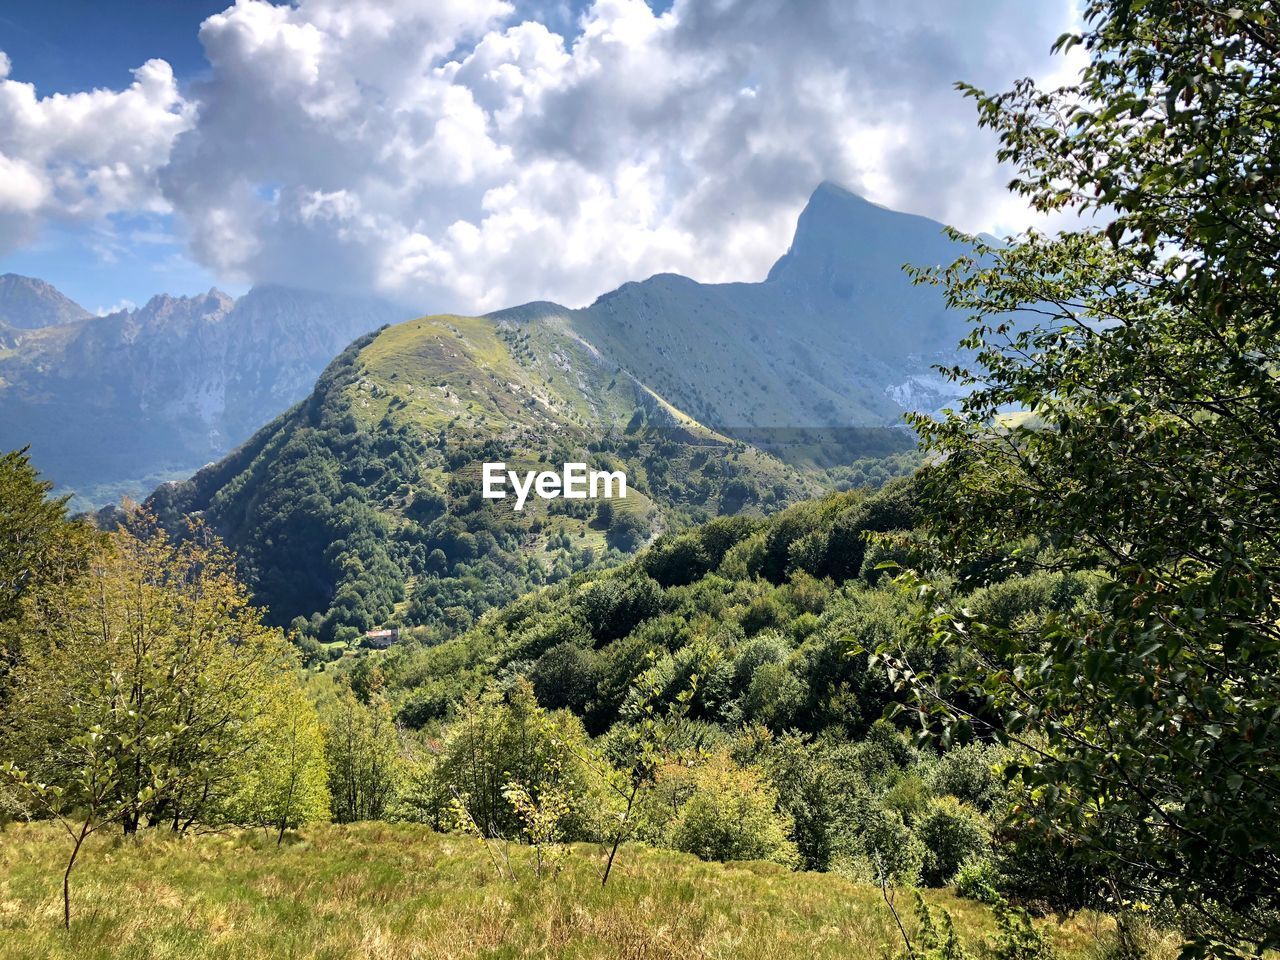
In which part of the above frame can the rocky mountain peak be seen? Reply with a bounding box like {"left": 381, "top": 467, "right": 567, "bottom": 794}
{"left": 765, "top": 182, "right": 959, "bottom": 297}
{"left": 0, "top": 273, "right": 92, "bottom": 329}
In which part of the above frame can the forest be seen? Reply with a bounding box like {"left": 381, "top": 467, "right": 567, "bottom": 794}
{"left": 2, "top": 1, "right": 1279, "bottom": 958}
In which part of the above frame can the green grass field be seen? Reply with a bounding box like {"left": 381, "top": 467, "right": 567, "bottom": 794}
{"left": 0, "top": 822, "right": 1144, "bottom": 960}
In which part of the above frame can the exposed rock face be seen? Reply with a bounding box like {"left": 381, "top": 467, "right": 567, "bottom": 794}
{"left": 0, "top": 283, "right": 410, "bottom": 505}
{"left": 560, "top": 181, "right": 969, "bottom": 456}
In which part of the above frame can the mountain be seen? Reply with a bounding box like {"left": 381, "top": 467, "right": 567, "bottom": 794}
{"left": 146, "top": 183, "right": 963, "bottom": 646}
{"left": 0, "top": 283, "right": 410, "bottom": 507}
{"left": 0, "top": 273, "right": 92, "bottom": 329}
{"left": 549, "top": 182, "right": 966, "bottom": 465}
{"left": 148, "top": 317, "right": 822, "bottom": 648}
{"left": 0, "top": 320, "right": 23, "bottom": 351}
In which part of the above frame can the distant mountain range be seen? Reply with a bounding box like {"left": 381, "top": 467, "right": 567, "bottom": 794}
{"left": 0, "top": 278, "right": 410, "bottom": 507}
{"left": 0, "top": 180, "right": 962, "bottom": 514}
{"left": 142, "top": 182, "right": 969, "bottom": 636}
{"left": 2, "top": 182, "right": 964, "bottom": 516}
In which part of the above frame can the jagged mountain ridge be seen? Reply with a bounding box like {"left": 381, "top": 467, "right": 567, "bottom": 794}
{"left": 531, "top": 182, "right": 967, "bottom": 462}
{"left": 0, "top": 283, "right": 410, "bottom": 506}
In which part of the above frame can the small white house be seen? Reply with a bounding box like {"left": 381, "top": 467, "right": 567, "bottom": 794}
{"left": 363, "top": 628, "right": 399, "bottom": 649}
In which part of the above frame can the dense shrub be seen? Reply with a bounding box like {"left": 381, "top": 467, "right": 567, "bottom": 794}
{"left": 730, "top": 632, "right": 792, "bottom": 694}
{"left": 740, "top": 592, "right": 786, "bottom": 635}
{"left": 606, "top": 510, "right": 651, "bottom": 552}
{"left": 741, "top": 661, "right": 805, "bottom": 727}
{"left": 964, "top": 571, "right": 1093, "bottom": 631}
{"left": 307, "top": 483, "right": 1067, "bottom": 892}
{"left": 529, "top": 643, "right": 601, "bottom": 713}
{"left": 719, "top": 530, "right": 768, "bottom": 581}
{"left": 881, "top": 772, "right": 930, "bottom": 825}
{"left": 642, "top": 532, "right": 711, "bottom": 587}
{"left": 760, "top": 501, "right": 827, "bottom": 584}
{"left": 415, "top": 680, "right": 601, "bottom": 841}
{"left": 844, "top": 804, "right": 925, "bottom": 886}
{"left": 578, "top": 571, "right": 663, "bottom": 643}
{"left": 821, "top": 477, "right": 920, "bottom": 582}
{"left": 507, "top": 609, "right": 591, "bottom": 662}
{"left": 694, "top": 514, "right": 759, "bottom": 568}
{"left": 953, "top": 857, "right": 1003, "bottom": 903}
{"left": 848, "top": 722, "right": 919, "bottom": 782}
{"left": 916, "top": 797, "right": 990, "bottom": 886}
{"left": 667, "top": 755, "right": 798, "bottom": 867}
{"left": 991, "top": 821, "right": 1106, "bottom": 915}
{"left": 927, "top": 742, "right": 1007, "bottom": 813}
{"left": 756, "top": 733, "right": 855, "bottom": 872}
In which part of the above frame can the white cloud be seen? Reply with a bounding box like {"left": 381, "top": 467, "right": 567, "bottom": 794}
{"left": 0, "top": 0, "right": 1086, "bottom": 309}
{"left": 96, "top": 298, "right": 137, "bottom": 317}
{"left": 0, "top": 56, "right": 193, "bottom": 254}
{"left": 0, "top": 153, "right": 48, "bottom": 215}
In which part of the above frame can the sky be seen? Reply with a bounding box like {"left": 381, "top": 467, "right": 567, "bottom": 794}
{"left": 0, "top": 0, "right": 1083, "bottom": 316}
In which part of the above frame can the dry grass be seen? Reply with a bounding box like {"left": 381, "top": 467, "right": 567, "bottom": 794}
{"left": 0, "top": 822, "right": 1129, "bottom": 960}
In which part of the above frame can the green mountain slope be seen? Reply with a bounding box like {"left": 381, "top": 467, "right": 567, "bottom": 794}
{"left": 150, "top": 316, "right": 819, "bottom": 647}
{"left": 146, "top": 182, "right": 965, "bottom": 643}
{"left": 346, "top": 478, "right": 930, "bottom": 735}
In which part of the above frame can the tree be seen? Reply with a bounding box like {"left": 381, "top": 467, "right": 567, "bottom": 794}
{"left": 594, "top": 499, "right": 615, "bottom": 529}
{"left": 2, "top": 720, "right": 159, "bottom": 928}
{"left": 642, "top": 533, "right": 711, "bottom": 587}
{"left": 529, "top": 642, "right": 600, "bottom": 713}
{"left": 606, "top": 510, "right": 650, "bottom": 553}
{"left": 915, "top": 797, "right": 989, "bottom": 887}
{"left": 756, "top": 732, "right": 841, "bottom": 872}
{"left": 597, "top": 665, "right": 702, "bottom": 885}
{"left": 885, "top": 2, "right": 1280, "bottom": 953}
{"left": 666, "top": 752, "right": 798, "bottom": 867}
{"left": 1, "top": 515, "right": 293, "bottom": 836}
{"left": 0, "top": 449, "right": 97, "bottom": 825}
{"left": 423, "top": 679, "right": 597, "bottom": 841}
{"left": 578, "top": 570, "right": 663, "bottom": 644}
{"left": 0, "top": 448, "right": 96, "bottom": 696}
{"left": 227, "top": 675, "right": 330, "bottom": 844}
{"left": 322, "top": 688, "right": 400, "bottom": 822}
{"left": 1, "top": 513, "right": 290, "bottom": 927}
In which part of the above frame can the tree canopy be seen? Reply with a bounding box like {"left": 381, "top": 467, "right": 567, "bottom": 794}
{"left": 889, "top": 2, "right": 1280, "bottom": 954}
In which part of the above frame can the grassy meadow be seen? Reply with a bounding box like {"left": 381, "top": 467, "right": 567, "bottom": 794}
{"left": 0, "top": 822, "right": 1143, "bottom": 960}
